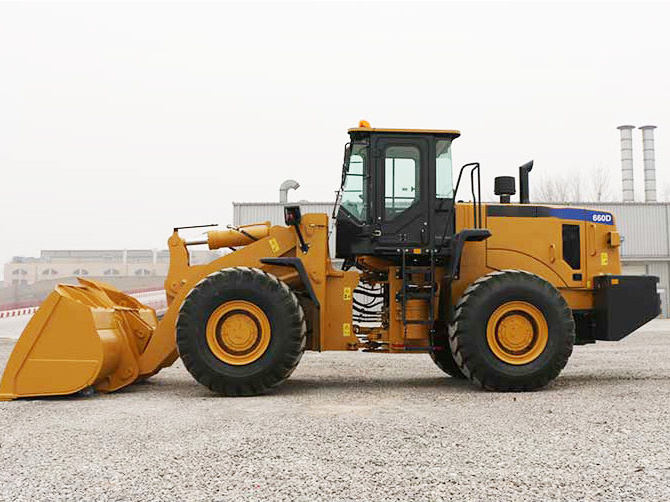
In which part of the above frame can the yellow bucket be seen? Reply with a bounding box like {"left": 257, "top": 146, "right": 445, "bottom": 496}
{"left": 0, "top": 279, "right": 158, "bottom": 400}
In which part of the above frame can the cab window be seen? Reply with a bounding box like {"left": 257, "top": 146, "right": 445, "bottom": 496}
{"left": 340, "top": 144, "right": 368, "bottom": 221}
{"left": 384, "top": 145, "right": 420, "bottom": 220}
{"left": 436, "top": 139, "right": 453, "bottom": 198}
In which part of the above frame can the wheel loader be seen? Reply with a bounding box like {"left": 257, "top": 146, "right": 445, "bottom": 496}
{"left": 0, "top": 122, "right": 661, "bottom": 399}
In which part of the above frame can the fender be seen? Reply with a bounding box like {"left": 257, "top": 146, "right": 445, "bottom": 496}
{"left": 260, "top": 257, "right": 321, "bottom": 309}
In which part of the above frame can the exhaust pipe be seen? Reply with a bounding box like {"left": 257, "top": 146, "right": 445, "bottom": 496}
{"left": 519, "top": 161, "right": 534, "bottom": 204}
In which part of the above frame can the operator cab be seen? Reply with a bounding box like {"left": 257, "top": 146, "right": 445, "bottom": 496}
{"left": 335, "top": 121, "right": 461, "bottom": 260}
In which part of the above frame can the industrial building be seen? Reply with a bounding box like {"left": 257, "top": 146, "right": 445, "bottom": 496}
{"left": 2, "top": 247, "right": 221, "bottom": 310}
{"left": 3, "top": 248, "right": 219, "bottom": 288}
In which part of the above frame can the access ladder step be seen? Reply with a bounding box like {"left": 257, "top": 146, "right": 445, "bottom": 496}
{"left": 405, "top": 283, "right": 436, "bottom": 291}
{"left": 403, "top": 291, "right": 433, "bottom": 300}
{"left": 402, "top": 266, "right": 434, "bottom": 274}
{"left": 400, "top": 249, "right": 437, "bottom": 334}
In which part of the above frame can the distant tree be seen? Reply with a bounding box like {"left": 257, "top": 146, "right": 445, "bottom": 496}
{"left": 534, "top": 164, "right": 613, "bottom": 203}
{"left": 534, "top": 171, "right": 581, "bottom": 202}
{"left": 589, "top": 163, "right": 612, "bottom": 202}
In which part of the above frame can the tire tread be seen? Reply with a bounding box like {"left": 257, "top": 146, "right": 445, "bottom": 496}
{"left": 176, "top": 267, "right": 306, "bottom": 396}
{"left": 449, "top": 270, "right": 575, "bottom": 391}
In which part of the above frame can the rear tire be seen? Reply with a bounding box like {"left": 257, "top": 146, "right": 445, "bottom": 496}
{"left": 430, "top": 349, "right": 466, "bottom": 379}
{"left": 176, "top": 267, "right": 306, "bottom": 396}
{"left": 449, "top": 270, "right": 574, "bottom": 391}
{"left": 430, "top": 322, "right": 465, "bottom": 379}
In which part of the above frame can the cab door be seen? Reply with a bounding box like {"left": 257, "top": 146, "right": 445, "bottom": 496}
{"left": 374, "top": 137, "right": 430, "bottom": 248}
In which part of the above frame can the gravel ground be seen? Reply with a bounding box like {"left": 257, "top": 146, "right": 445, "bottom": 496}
{"left": 1, "top": 321, "right": 670, "bottom": 502}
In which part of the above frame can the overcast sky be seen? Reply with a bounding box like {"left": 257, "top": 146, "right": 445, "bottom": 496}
{"left": 0, "top": 1, "right": 668, "bottom": 277}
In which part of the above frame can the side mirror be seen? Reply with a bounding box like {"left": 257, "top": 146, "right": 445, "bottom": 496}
{"left": 284, "top": 205, "right": 308, "bottom": 253}
{"left": 284, "top": 205, "right": 302, "bottom": 226}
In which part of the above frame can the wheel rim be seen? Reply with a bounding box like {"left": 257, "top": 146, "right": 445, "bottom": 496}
{"left": 486, "top": 301, "right": 548, "bottom": 365}
{"left": 206, "top": 300, "right": 271, "bottom": 365}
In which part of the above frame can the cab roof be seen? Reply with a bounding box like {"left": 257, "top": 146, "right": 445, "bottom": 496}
{"left": 348, "top": 122, "right": 460, "bottom": 138}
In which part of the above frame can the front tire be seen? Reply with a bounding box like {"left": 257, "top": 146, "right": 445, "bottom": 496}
{"left": 176, "top": 267, "right": 306, "bottom": 396}
{"left": 449, "top": 270, "right": 574, "bottom": 391}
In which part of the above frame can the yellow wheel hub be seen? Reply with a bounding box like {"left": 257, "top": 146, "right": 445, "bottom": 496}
{"left": 486, "top": 301, "right": 548, "bottom": 365}
{"left": 206, "top": 300, "right": 271, "bottom": 365}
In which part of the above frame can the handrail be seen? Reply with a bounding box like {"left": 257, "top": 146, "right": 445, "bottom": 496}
{"left": 469, "top": 163, "right": 482, "bottom": 228}
{"left": 437, "top": 162, "right": 481, "bottom": 250}
{"left": 453, "top": 162, "right": 481, "bottom": 229}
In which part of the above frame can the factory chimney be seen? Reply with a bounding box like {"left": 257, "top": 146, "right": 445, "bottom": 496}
{"left": 617, "top": 125, "right": 635, "bottom": 202}
{"left": 639, "top": 125, "right": 657, "bottom": 202}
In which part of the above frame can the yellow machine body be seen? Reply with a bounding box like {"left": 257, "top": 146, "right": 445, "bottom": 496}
{"left": 2, "top": 121, "right": 658, "bottom": 398}
{"left": 0, "top": 204, "right": 624, "bottom": 400}
{"left": 354, "top": 203, "right": 623, "bottom": 350}
{"left": 451, "top": 203, "right": 621, "bottom": 311}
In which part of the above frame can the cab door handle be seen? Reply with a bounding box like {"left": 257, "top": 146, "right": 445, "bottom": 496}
{"left": 588, "top": 223, "right": 596, "bottom": 256}
{"left": 549, "top": 243, "right": 556, "bottom": 263}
